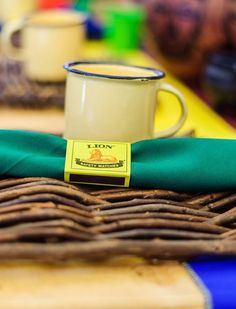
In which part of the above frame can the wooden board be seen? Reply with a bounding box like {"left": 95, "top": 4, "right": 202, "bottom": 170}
{"left": 0, "top": 260, "right": 204, "bottom": 309}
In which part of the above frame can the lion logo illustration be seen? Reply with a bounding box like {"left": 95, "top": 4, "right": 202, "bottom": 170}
{"left": 87, "top": 149, "right": 118, "bottom": 163}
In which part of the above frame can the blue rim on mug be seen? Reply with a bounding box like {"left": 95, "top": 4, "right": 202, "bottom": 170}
{"left": 63, "top": 61, "right": 165, "bottom": 81}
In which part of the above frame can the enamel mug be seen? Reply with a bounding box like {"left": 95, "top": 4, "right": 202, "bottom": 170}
{"left": 1, "top": 10, "right": 85, "bottom": 82}
{"left": 63, "top": 61, "right": 188, "bottom": 142}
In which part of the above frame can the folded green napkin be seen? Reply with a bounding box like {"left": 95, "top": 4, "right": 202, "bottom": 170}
{"left": 1, "top": 129, "right": 236, "bottom": 192}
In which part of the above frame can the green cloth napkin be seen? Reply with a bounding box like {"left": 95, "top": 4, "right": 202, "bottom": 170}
{"left": 1, "top": 129, "right": 236, "bottom": 192}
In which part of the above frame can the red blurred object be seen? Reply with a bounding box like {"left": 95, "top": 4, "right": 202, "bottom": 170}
{"left": 38, "top": 0, "right": 72, "bottom": 9}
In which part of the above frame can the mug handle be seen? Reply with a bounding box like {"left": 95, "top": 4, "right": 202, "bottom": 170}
{"left": 1, "top": 18, "right": 25, "bottom": 60}
{"left": 154, "top": 83, "right": 188, "bottom": 138}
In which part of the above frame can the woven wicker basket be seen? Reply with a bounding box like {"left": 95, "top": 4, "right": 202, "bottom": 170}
{"left": 0, "top": 57, "right": 65, "bottom": 108}
{"left": 0, "top": 177, "right": 235, "bottom": 261}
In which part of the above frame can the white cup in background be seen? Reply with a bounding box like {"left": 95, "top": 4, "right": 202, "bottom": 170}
{"left": 2, "top": 10, "right": 86, "bottom": 82}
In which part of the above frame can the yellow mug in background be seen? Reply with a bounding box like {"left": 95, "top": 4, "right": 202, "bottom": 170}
{"left": 63, "top": 61, "right": 188, "bottom": 142}
{"left": 1, "top": 10, "right": 86, "bottom": 82}
{"left": 0, "top": 0, "right": 37, "bottom": 22}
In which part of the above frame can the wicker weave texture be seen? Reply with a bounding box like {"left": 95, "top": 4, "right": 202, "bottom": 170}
{"left": 0, "top": 57, "right": 65, "bottom": 108}
{"left": 0, "top": 177, "right": 235, "bottom": 261}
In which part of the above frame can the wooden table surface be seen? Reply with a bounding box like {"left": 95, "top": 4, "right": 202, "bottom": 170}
{"left": 0, "top": 41, "right": 235, "bottom": 309}
{"left": 0, "top": 259, "right": 205, "bottom": 309}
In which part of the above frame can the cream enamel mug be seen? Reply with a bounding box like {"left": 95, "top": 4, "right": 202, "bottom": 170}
{"left": 1, "top": 10, "right": 85, "bottom": 81}
{"left": 63, "top": 61, "right": 188, "bottom": 142}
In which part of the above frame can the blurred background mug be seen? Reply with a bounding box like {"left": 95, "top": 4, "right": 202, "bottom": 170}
{"left": 63, "top": 61, "right": 188, "bottom": 142}
{"left": 1, "top": 9, "right": 86, "bottom": 82}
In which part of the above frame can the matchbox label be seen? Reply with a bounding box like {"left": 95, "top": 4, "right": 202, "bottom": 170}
{"left": 64, "top": 140, "right": 131, "bottom": 187}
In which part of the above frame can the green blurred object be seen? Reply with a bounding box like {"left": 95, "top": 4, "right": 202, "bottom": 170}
{"left": 104, "top": 4, "right": 146, "bottom": 54}
{"left": 2, "top": 130, "right": 236, "bottom": 192}
{"left": 73, "top": 0, "right": 91, "bottom": 12}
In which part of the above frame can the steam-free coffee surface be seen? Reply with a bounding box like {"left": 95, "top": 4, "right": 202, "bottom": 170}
{"left": 72, "top": 64, "right": 158, "bottom": 77}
